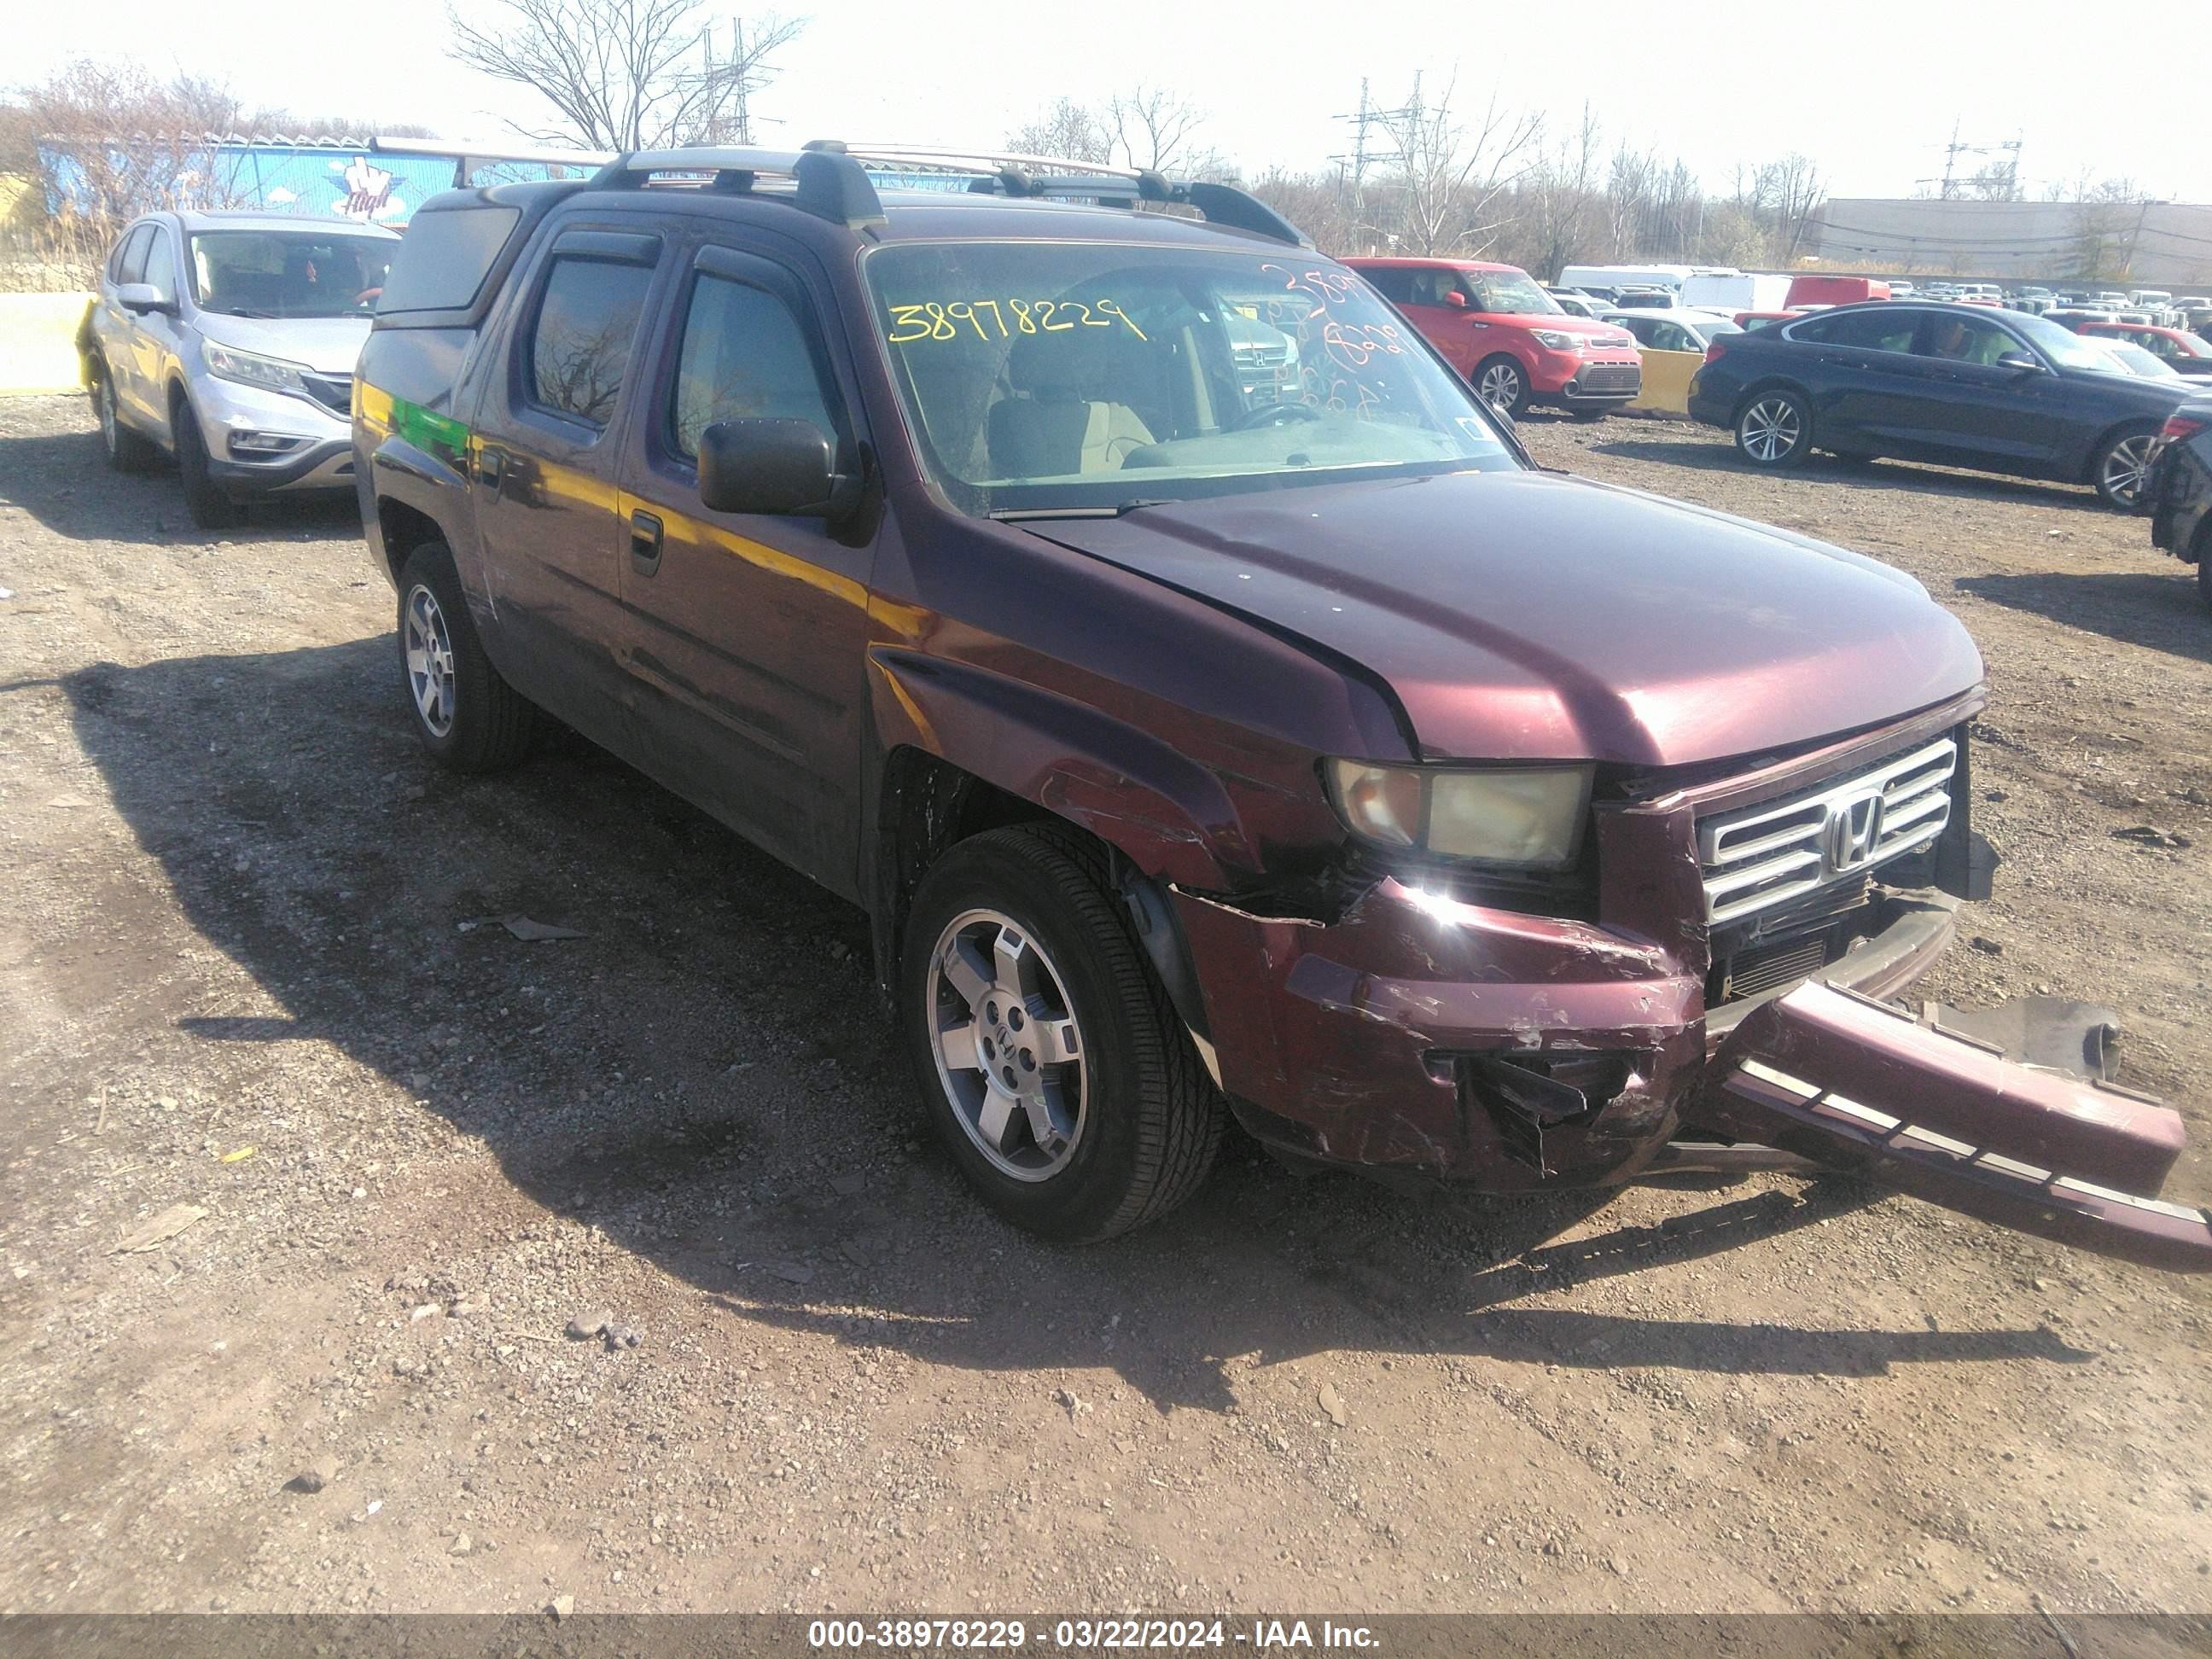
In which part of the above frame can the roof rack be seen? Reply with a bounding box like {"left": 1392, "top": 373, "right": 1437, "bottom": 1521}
{"left": 580, "top": 138, "right": 1309, "bottom": 247}
{"left": 371, "top": 136, "right": 615, "bottom": 189}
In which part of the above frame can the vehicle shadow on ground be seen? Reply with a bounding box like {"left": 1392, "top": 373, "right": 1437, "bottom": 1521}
{"left": 1587, "top": 438, "right": 2111, "bottom": 515}
{"left": 0, "top": 428, "right": 356, "bottom": 546}
{"left": 1955, "top": 570, "right": 2210, "bottom": 661}
{"left": 57, "top": 641, "right": 2091, "bottom": 1415}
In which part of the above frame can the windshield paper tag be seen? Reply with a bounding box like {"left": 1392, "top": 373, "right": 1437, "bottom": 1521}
{"left": 888, "top": 300, "right": 1148, "bottom": 343}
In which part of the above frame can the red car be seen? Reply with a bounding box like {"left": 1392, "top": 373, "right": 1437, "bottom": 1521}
{"left": 2077, "top": 321, "right": 2212, "bottom": 378}
{"left": 1345, "top": 257, "right": 1642, "bottom": 418}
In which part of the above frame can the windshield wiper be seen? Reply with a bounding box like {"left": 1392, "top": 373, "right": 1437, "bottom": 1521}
{"left": 219, "top": 308, "right": 280, "bottom": 318}
{"left": 988, "top": 499, "right": 1168, "bottom": 522}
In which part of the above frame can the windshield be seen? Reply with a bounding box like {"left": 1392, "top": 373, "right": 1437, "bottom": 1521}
{"left": 2004, "top": 310, "right": 2120, "bottom": 371}
{"left": 2100, "top": 342, "right": 2180, "bottom": 380}
{"left": 864, "top": 242, "right": 1516, "bottom": 517}
{"left": 189, "top": 230, "right": 393, "bottom": 318}
{"left": 1470, "top": 271, "right": 1560, "bottom": 315}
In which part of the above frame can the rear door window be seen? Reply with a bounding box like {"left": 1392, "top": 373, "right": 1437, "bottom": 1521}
{"left": 1360, "top": 267, "right": 1415, "bottom": 306}
{"left": 1788, "top": 310, "right": 1919, "bottom": 352}
{"left": 527, "top": 254, "right": 656, "bottom": 428}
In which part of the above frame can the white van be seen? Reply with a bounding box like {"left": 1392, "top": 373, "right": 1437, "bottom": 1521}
{"left": 1680, "top": 272, "right": 1793, "bottom": 313}
{"left": 1557, "top": 264, "right": 1699, "bottom": 296}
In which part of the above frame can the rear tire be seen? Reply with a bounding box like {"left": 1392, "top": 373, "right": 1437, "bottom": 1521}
{"left": 2092, "top": 425, "right": 2159, "bottom": 510}
{"left": 1472, "top": 355, "right": 1530, "bottom": 419}
{"left": 1735, "top": 388, "right": 1812, "bottom": 468}
{"left": 899, "top": 824, "right": 1224, "bottom": 1243}
{"left": 172, "top": 397, "right": 246, "bottom": 529}
{"left": 92, "top": 364, "right": 156, "bottom": 473}
{"left": 395, "top": 542, "right": 538, "bottom": 771}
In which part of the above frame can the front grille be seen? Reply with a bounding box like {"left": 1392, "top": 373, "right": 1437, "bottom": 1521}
{"left": 1576, "top": 362, "right": 1640, "bottom": 393}
{"left": 1723, "top": 931, "right": 1834, "bottom": 999}
{"left": 302, "top": 373, "right": 353, "bottom": 416}
{"left": 1698, "top": 736, "right": 1957, "bottom": 926}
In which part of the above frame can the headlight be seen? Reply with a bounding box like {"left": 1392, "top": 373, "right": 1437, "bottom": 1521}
{"left": 202, "top": 341, "right": 312, "bottom": 397}
{"left": 1325, "top": 760, "right": 1593, "bottom": 870}
{"left": 1531, "top": 330, "right": 1583, "bottom": 351}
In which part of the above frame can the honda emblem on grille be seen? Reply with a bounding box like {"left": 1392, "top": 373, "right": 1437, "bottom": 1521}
{"left": 1824, "top": 790, "right": 1884, "bottom": 874}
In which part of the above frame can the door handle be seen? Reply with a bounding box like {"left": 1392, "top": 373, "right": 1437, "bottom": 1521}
{"left": 629, "top": 509, "right": 663, "bottom": 576}
{"left": 477, "top": 446, "right": 505, "bottom": 492}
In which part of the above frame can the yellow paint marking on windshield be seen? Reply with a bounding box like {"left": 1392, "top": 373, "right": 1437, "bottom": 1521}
{"left": 887, "top": 299, "right": 1146, "bottom": 344}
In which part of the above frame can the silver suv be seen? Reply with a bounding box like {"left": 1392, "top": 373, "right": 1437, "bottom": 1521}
{"left": 79, "top": 212, "right": 399, "bottom": 527}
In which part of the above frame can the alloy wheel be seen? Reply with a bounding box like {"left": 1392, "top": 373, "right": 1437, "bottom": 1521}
{"left": 2100, "top": 434, "right": 2155, "bottom": 507}
{"left": 926, "top": 907, "right": 1088, "bottom": 1182}
{"left": 1477, "top": 361, "right": 1523, "bottom": 412}
{"left": 1739, "top": 396, "right": 1802, "bottom": 463}
{"left": 403, "top": 583, "right": 457, "bottom": 737}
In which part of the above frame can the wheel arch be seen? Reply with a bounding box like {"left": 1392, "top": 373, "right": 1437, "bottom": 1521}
{"left": 1728, "top": 375, "right": 1813, "bottom": 428}
{"left": 2079, "top": 414, "right": 2163, "bottom": 487}
{"left": 375, "top": 498, "right": 451, "bottom": 586}
{"left": 870, "top": 744, "right": 1219, "bottom": 1083}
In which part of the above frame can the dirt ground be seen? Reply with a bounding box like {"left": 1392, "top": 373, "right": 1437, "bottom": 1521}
{"left": 0, "top": 393, "right": 2207, "bottom": 1620}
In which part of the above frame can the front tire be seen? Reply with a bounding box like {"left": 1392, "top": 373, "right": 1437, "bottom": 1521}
{"left": 395, "top": 542, "right": 538, "bottom": 771}
{"left": 2092, "top": 426, "right": 2159, "bottom": 509}
{"left": 1735, "top": 388, "right": 1813, "bottom": 468}
{"left": 899, "top": 824, "right": 1223, "bottom": 1243}
{"left": 1472, "top": 355, "right": 1530, "bottom": 419}
{"left": 92, "top": 364, "right": 156, "bottom": 472}
{"left": 1569, "top": 405, "right": 1610, "bottom": 423}
{"left": 172, "top": 397, "right": 246, "bottom": 529}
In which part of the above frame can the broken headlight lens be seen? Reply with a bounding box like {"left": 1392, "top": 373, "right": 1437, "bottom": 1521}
{"left": 1326, "top": 761, "right": 1593, "bottom": 870}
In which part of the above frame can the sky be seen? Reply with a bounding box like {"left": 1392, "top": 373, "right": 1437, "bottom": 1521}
{"left": 10, "top": 0, "right": 2206, "bottom": 205}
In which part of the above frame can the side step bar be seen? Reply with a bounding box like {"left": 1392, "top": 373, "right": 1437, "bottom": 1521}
{"left": 1697, "top": 983, "right": 2212, "bottom": 1272}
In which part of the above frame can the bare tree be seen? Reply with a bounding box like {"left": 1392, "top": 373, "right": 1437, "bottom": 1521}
{"left": 1521, "top": 103, "right": 1601, "bottom": 280}
{"left": 447, "top": 0, "right": 806, "bottom": 150}
{"left": 1005, "top": 98, "right": 1109, "bottom": 165}
{"left": 1105, "top": 86, "right": 1220, "bottom": 178}
{"left": 1372, "top": 75, "right": 1542, "bottom": 256}
{"left": 0, "top": 61, "right": 253, "bottom": 288}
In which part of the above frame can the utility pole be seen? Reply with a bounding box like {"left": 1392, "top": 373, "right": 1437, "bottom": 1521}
{"left": 2122, "top": 198, "right": 2163, "bottom": 282}
{"left": 1330, "top": 76, "right": 1420, "bottom": 249}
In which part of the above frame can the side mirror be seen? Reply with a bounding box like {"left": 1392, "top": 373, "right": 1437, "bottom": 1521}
{"left": 116, "top": 282, "right": 177, "bottom": 317}
{"left": 696, "top": 417, "right": 851, "bottom": 518}
{"left": 1445, "top": 291, "right": 1469, "bottom": 310}
{"left": 1994, "top": 351, "right": 2044, "bottom": 374}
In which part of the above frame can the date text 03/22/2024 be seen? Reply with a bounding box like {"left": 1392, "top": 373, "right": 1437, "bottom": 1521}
{"left": 806, "top": 1619, "right": 1382, "bottom": 1650}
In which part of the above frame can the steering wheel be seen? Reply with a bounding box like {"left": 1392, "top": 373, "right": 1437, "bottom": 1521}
{"left": 1226, "top": 399, "right": 1322, "bottom": 432}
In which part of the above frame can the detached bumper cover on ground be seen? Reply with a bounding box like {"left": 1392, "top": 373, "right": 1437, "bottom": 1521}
{"left": 1704, "top": 983, "right": 2211, "bottom": 1272}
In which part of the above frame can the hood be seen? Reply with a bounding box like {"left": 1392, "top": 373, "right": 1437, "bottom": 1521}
{"left": 1027, "top": 469, "right": 1983, "bottom": 768}
{"left": 191, "top": 311, "right": 370, "bottom": 376}
{"left": 1507, "top": 312, "right": 1637, "bottom": 345}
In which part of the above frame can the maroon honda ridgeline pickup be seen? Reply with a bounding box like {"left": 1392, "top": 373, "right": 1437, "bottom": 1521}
{"left": 352, "top": 143, "right": 2208, "bottom": 1266}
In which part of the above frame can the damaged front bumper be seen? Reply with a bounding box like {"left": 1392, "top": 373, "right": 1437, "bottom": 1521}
{"left": 1173, "top": 871, "right": 2210, "bottom": 1272}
